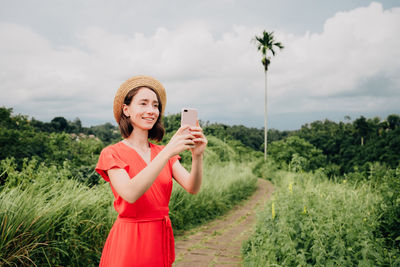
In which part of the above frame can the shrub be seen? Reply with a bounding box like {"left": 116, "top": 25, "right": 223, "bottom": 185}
{"left": 269, "top": 136, "right": 326, "bottom": 171}
{"left": 242, "top": 171, "right": 399, "bottom": 266}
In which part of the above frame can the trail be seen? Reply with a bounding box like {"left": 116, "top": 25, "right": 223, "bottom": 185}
{"left": 173, "top": 179, "right": 274, "bottom": 267}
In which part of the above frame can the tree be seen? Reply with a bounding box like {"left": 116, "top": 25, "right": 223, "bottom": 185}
{"left": 51, "top": 116, "right": 68, "bottom": 132}
{"left": 71, "top": 117, "right": 82, "bottom": 133}
{"left": 387, "top": 114, "right": 400, "bottom": 130}
{"left": 253, "top": 31, "right": 284, "bottom": 160}
{"left": 354, "top": 116, "right": 369, "bottom": 146}
{"left": 268, "top": 136, "right": 326, "bottom": 171}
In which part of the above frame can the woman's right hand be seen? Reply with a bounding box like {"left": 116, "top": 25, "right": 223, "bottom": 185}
{"left": 165, "top": 125, "right": 195, "bottom": 157}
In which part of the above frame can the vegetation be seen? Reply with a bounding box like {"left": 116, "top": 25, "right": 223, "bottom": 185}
{"left": 169, "top": 113, "right": 400, "bottom": 176}
{"left": 252, "top": 30, "right": 284, "bottom": 160}
{"left": 244, "top": 143, "right": 399, "bottom": 266}
{"left": 170, "top": 162, "right": 257, "bottom": 234}
{"left": 1, "top": 106, "right": 399, "bottom": 266}
{"left": 6, "top": 106, "right": 398, "bottom": 176}
{"left": 295, "top": 116, "right": 400, "bottom": 174}
{"left": 0, "top": 162, "right": 113, "bottom": 266}
{"left": 242, "top": 169, "right": 400, "bottom": 266}
{"left": 0, "top": 106, "right": 257, "bottom": 266}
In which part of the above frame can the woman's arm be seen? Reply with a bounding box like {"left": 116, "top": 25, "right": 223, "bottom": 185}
{"left": 172, "top": 122, "right": 207, "bottom": 194}
{"left": 172, "top": 154, "right": 203, "bottom": 194}
{"left": 108, "top": 126, "right": 194, "bottom": 204}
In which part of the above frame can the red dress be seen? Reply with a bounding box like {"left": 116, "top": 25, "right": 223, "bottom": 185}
{"left": 95, "top": 141, "right": 180, "bottom": 267}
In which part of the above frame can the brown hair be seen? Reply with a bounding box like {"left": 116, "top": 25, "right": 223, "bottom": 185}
{"left": 119, "top": 86, "right": 165, "bottom": 142}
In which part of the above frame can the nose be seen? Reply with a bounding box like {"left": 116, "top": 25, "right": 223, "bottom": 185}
{"left": 146, "top": 104, "right": 158, "bottom": 115}
{"left": 146, "top": 108, "right": 154, "bottom": 115}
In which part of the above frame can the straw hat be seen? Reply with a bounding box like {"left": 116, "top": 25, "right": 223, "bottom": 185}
{"left": 113, "top": 75, "right": 167, "bottom": 124}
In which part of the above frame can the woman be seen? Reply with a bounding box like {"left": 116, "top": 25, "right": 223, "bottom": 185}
{"left": 95, "top": 75, "right": 207, "bottom": 267}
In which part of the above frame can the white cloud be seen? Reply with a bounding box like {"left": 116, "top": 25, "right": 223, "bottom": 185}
{"left": 271, "top": 2, "right": 400, "bottom": 113}
{"left": 0, "top": 2, "right": 399, "bottom": 129}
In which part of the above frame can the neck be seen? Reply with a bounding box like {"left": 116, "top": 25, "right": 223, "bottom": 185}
{"left": 125, "top": 128, "right": 150, "bottom": 150}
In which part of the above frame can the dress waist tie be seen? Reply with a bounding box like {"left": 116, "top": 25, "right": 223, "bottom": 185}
{"left": 116, "top": 215, "right": 175, "bottom": 267}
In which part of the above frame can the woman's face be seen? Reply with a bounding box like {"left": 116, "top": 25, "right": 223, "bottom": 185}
{"left": 123, "top": 87, "right": 160, "bottom": 131}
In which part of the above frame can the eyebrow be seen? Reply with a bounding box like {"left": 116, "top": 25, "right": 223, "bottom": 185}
{"left": 138, "top": 98, "right": 158, "bottom": 103}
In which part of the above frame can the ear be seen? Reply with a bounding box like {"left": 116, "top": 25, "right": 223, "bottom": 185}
{"left": 122, "top": 104, "right": 130, "bottom": 117}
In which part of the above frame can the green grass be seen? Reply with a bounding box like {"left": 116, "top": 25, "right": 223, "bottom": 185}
{"left": 0, "top": 158, "right": 257, "bottom": 266}
{"left": 242, "top": 170, "right": 400, "bottom": 266}
{"left": 0, "top": 174, "right": 114, "bottom": 266}
{"left": 170, "top": 162, "right": 258, "bottom": 234}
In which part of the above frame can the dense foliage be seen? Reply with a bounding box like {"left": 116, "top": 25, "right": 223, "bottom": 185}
{"left": 3, "top": 105, "right": 398, "bottom": 176}
{"left": 0, "top": 106, "right": 258, "bottom": 266}
{"left": 345, "top": 162, "right": 400, "bottom": 249}
{"left": 169, "top": 113, "right": 400, "bottom": 175}
{"left": 0, "top": 157, "right": 257, "bottom": 266}
{"left": 0, "top": 163, "right": 114, "bottom": 266}
{"left": 0, "top": 107, "right": 112, "bottom": 187}
{"left": 242, "top": 169, "right": 400, "bottom": 266}
{"left": 295, "top": 115, "right": 400, "bottom": 174}
{"left": 268, "top": 136, "right": 327, "bottom": 172}
{"left": 1, "top": 106, "right": 399, "bottom": 266}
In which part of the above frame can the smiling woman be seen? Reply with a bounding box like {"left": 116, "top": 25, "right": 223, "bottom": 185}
{"left": 95, "top": 75, "right": 207, "bottom": 267}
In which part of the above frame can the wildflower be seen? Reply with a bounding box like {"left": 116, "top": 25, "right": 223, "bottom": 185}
{"left": 343, "top": 179, "right": 347, "bottom": 184}
{"left": 272, "top": 202, "right": 276, "bottom": 219}
{"left": 288, "top": 183, "right": 293, "bottom": 194}
{"left": 303, "top": 205, "right": 307, "bottom": 214}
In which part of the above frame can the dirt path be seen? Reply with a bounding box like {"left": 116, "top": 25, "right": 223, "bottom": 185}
{"left": 173, "top": 179, "right": 274, "bottom": 267}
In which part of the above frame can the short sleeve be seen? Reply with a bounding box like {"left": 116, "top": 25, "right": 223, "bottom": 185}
{"left": 95, "top": 147, "right": 129, "bottom": 182}
{"left": 169, "top": 154, "right": 181, "bottom": 169}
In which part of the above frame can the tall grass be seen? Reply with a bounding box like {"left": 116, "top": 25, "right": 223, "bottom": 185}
{"left": 242, "top": 170, "right": 400, "bottom": 266}
{"left": 170, "top": 162, "right": 257, "bottom": 233}
{"left": 0, "top": 172, "right": 114, "bottom": 266}
{"left": 0, "top": 157, "right": 257, "bottom": 266}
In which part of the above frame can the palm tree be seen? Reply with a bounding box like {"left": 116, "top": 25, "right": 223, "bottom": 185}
{"left": 253, "top": 31, "right": 284, "bottom": 160}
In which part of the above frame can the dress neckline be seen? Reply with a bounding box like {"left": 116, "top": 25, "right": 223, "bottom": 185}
{"left": 120, "top": 140, "right": 153, "bottom": 165}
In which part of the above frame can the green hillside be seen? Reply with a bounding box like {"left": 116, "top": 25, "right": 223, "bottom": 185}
{"left": 0, "top": 106, "right": 399, "bottom": 266}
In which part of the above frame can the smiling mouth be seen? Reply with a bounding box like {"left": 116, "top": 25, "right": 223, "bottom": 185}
{"left": 142, "top": 117, "right": 155, "bottom": 122}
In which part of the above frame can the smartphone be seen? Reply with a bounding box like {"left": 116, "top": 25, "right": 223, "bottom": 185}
{"left": 181, "top": 108, "right": 198, "bottom": 133}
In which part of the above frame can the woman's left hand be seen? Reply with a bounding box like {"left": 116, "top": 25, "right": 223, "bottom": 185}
{"left": 189, "top": 121, "right": 207, "bottom": 157}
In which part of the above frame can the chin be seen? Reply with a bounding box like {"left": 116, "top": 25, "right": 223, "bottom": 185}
{"left": 138, "top": 124, "right": 155, "bottom": 131}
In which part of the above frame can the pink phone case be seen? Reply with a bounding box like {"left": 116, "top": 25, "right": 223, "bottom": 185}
{"left": 181, "top": 108, "right": 198, "bottom": 131}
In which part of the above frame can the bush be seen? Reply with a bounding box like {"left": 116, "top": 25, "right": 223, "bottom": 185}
{"left": 252, "top": 158, "right": 278, "bottom": 181}
{"left": 269, "top": 136, "right": 326, "bottom": 172}
{"left": 242, "top": 171, "right": 400, "bottom": 266}
{"left": 206, "top": 135, "right": 237, "bottom": 162}
{"left": 367, "top": 163, "right": 400, "bottom": 248}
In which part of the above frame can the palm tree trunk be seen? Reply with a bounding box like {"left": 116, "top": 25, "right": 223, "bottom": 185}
{"left": 264, "top": 70, "right": 268, "bottom": 161}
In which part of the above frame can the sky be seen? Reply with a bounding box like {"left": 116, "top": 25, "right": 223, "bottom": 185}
{"left": 1, "top": 0, "right": 399, "bottom": 130}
